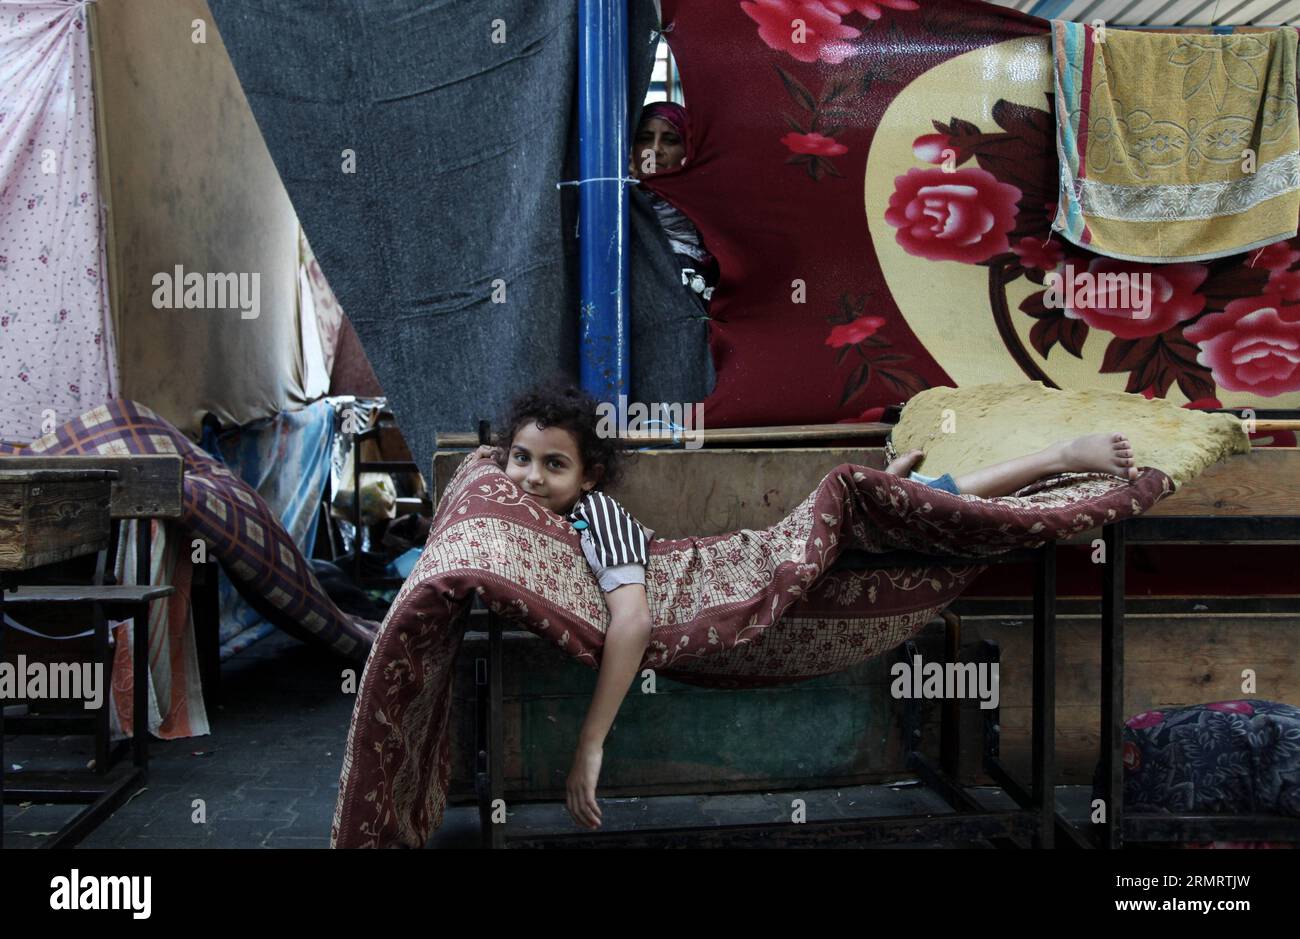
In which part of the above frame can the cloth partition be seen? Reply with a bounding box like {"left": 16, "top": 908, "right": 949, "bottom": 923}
{"left": 108, "top": 518, "right": 210, "bottom": 739}
{"left": 0, "top": 0, "right": 118, "bottom": 441}
{"left": 93, "top": 0, "right": 307, "bottom": 439}
{"left": 205, "top": 0, "right": 708, "bottom": 470}
{"left": 645, "top": 0, "right": 1300, "bottom": 427}
{"left": 211, "top": 397, "right": 338, "bottom": 660}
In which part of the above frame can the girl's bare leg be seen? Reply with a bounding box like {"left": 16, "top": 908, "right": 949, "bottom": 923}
{"left": 886, "top": 433, "right": 1137, "bottom": 497}
{"left": 951, "top": 432, "right": 1137, "bottom": 498}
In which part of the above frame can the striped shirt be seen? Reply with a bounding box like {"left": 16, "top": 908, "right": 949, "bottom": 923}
{"left": 567, "top": 490, "right": 651, "bottom": 568}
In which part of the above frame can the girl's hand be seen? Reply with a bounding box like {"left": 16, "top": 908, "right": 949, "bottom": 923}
{"left": 566, "top": 742, "right": 604, "bottom": 830}
{"left": 473, "top": 445, "right": 502, "bottom": 464}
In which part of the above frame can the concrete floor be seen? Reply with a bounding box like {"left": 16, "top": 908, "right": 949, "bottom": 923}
{"left": 4, "top": 628, "right": 1095, "bottom": 849}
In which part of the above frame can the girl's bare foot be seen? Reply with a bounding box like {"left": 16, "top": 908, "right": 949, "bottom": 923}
{"left": 1052, "top": 432, "right": 1138, "bottom": 481}
{"left": 886, "top": 449, "right": 925, "bottom": 476}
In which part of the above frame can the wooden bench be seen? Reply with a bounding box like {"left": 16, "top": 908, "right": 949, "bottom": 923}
{"left": 0, "top": 454, "right": 184, "bottom": 849}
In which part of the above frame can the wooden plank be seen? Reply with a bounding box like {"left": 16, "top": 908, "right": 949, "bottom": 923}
{"left": 434, "top": 448, "right": 885, "bottom": 538}
{"left": 970, "top": 614, "right": 1300, "bottom": 781}
{"left": 0, "top": 455, "right": 183, "bottom": 519}
{"left": 436, "top": 422, "right": 894, "bottom": 450}
{"left": 0, "top": 473, "right": 114, "bottom": 571}
{"left": 1144, "top": 448, "right": 1300, "bottom": 518}
{"left": 4, "top": 584, "right": 175, "bottom": 604}
{"left": 436, "top": 446, "right": 1300, "bottom": 538}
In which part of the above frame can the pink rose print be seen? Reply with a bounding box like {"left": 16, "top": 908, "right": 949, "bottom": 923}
{"left": 1251, "top": 240, "right": 1300, "bottom": 272}
{"left": 1184, "top": 295, "right": 1300, "bottom": 396}
{"left": 911, "top": 132, "right": 971, "bottom": 166}
{"left": 742, "top": 0, "right": 920, "bottom": 63}
{"left": 826, "top": 315, "right": 886, "bottom": 347}
{"left": 912, "top": 133, "right": 949, "bottom": 163}
{"left": 1126, "top": 710, "right": 1164, "bottom": 729}
{"left": 741, "top": 0, "right": 858, "bottom": 64}
{"left": 831, "top": 0, "right": 921, "bottom": 19}
{"left": 1, "top": 315, "right": 8, "bottom": 328}
{"left": 1122, "top": 741, "right": 1141, "bottom": 771}
{"left": 1064, "top": 259, "right": 1207, "bottom": 340}
{"left": 1012, "top": 236, "right": 1063, "bottom": 271}
{"left": 1206, "top": 700, "right": 1254, "bottom": 715}
{"left": 58, "top": 308, "right": 68, "bottom": 321}
{"left": 885, "top": 166, "right": 1021, "bottom": 264}
{"left": 782, "top": 131, "right": 848, "bottom": 156}
{"left": 39, "top": 253, "right": 48, "bottom": 265}
{"left": 69, "top": 383, "right": 80, "bottom": 395}
{"left": 1267, "top": 268, "right": 1300, "bottom": 301}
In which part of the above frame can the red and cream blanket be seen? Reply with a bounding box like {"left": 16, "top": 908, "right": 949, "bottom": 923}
{"left": 331, "top": 454, "right": 1171, "bottom": 848}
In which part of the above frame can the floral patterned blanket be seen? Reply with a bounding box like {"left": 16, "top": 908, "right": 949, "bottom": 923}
{"left": 332, "top": 454, "right": 1171, "bottom": 848}
{"left": 644, "top": 0, "right": 1300, "bottom": 429}
{"left": 1094, "top": 700, "right": 1300, "bottom": 848}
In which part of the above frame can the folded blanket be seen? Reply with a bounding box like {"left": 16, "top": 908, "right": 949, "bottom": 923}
{"left": 0, "top": 400, "right": 377, "bottom": 661}
{"left": 1052, "top": 23, "right": 1300, "bottom": 262}
{"left": 332, "top": 451, "right": 1172, "bottom": 848}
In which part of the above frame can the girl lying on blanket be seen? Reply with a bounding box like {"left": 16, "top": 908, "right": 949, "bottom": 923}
{"left": 473, "top": 382, "right": 1139, "bottom": 831}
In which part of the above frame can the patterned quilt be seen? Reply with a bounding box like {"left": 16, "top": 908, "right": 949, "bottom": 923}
{"left": 1095, "top": 700, "right": 1300, "bottom": 848}
{"left": 0, "top": 399, "right": 377, "bottom": 661}
{"left": 332, "top": 453, "right": 1172, "bottom": 848}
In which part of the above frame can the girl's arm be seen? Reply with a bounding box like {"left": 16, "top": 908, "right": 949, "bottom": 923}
{"left": 566, "top": 583, "right": 652, "bottom": 830}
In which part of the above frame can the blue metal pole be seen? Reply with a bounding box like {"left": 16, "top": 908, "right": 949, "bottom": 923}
{"left": 577, "top": 0, "right": 629, "bottom": 402}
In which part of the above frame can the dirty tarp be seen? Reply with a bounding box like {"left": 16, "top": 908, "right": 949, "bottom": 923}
{"left": 207, "top": 0, "right": 712, "bottom": 473}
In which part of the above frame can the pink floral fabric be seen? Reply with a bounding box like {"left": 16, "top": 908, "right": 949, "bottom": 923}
{"left": 332, "top": 452, "right": 1171, "bottom": 848}
{"left": 0, "top": 1, "right": 117, "bottom": 439}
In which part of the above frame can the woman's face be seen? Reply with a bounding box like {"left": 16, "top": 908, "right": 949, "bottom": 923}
{"left": 631, "top": 117, "right": 686, "bottom": 178}
{"left": 504, "top": 421, "right": 599, "bottom": 516}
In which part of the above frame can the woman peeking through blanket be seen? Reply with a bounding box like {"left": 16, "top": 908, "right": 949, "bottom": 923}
{"left": 474, "top": 381, "right": 1143, "bottom": 833}
{"left": 629, "top": 102, "right": 719, "bottom": 308}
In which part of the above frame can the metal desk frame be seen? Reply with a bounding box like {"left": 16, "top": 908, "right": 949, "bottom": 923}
{"left": 472, "top": 538, "right": 1097, "bottom": 849}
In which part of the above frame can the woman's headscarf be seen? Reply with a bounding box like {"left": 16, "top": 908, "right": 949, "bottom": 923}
{"left": 636, "top": 101, "right": 693, "bottom": 165}
{"left": 633, "top": 102, "right": 713, "bottom": 271}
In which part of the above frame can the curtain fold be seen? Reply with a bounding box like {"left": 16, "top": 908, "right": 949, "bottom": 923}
{"left": 0, "top": 0, "right": 118, "bottom": 440}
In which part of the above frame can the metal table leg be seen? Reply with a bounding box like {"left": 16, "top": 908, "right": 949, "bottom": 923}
{"left": 1100, "top": 522, "right": 1125, "bottom": 849}
{"left": 1032, "top": 543, "right": 1056, "bottom": 848}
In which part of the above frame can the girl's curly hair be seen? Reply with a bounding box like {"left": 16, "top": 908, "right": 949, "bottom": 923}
{"left": 494, "top": 380, "right": 628, "bottom": 488}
